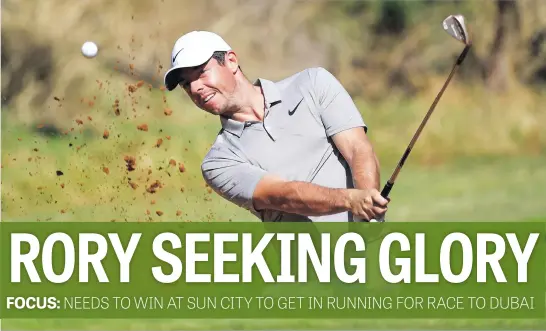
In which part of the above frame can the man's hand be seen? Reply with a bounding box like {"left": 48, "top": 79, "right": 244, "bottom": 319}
{"left": 347, "top": 188, "right": 389, "bottom": 221}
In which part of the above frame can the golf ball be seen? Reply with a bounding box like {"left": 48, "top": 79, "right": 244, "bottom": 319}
{"left": 81, "top": 41, "right": 98, "bottom": 58}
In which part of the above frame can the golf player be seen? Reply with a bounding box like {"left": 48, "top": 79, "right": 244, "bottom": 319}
{"left": 164, "top": 31, "right": 389, "bottom": 222}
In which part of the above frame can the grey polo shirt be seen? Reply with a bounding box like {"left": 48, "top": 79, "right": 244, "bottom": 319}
{"left": 201, "top": 67, "right": 367, "bottom": 222}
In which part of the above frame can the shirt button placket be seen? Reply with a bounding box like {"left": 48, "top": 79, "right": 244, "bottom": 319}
{"left": 262, "top": 103, "right": 276, "bottom": 141}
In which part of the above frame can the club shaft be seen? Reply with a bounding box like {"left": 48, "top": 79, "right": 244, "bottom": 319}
{"left": 380, "top": 45, "right": 470, "bottom": 198}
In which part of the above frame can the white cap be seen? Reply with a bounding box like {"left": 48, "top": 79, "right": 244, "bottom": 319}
{"left": 164, "top": 31, "right": 232, "bottom": 91}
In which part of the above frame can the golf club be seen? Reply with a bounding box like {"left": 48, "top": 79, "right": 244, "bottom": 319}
{"left": 373, "top": 15, "right": 472, "bottom": 222}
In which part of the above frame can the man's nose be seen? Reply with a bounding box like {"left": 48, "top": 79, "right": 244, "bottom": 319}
{"left": 190, "top": 80, "right": 203, "bottom": 95}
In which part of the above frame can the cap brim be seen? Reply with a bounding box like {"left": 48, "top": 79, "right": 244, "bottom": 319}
{"left": 163, "top": 51, "right": 214, "bottom": 91}
{"left": 164, "top": 66, "right": 184, "bottom": 91}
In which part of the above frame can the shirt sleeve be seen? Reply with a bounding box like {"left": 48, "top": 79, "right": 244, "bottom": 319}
{"left": 310, "top": 67, "right": 367, "bottom": 137}
{"left": 201, "top": 144, "right": 267, "bottom": 215}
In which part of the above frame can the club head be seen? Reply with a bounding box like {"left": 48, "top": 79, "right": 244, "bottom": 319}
{"left": 443, "top": 15, "right": 471, "bottom": 46}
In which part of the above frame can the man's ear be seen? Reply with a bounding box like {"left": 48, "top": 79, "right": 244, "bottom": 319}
{"left": 225, "top": 51, "right": 239, "bottom": 74}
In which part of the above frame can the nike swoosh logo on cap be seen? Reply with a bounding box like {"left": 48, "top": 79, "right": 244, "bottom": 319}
{"left": 172, "top": 48, "right": 184, "bottom": 64}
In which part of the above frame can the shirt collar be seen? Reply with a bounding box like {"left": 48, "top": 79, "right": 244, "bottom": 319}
{"left": 254, "top": 78, "right": 282, "bottom": 107}
{"left": 220, "top": 78, "right": 282, "bottom": 138}
{"left": 220, "top": 116, "right": 245, "bottom": 138}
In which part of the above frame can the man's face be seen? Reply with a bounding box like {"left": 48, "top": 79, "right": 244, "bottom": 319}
{"left": 177, "top": 53, "right": 238, "bottom": 116}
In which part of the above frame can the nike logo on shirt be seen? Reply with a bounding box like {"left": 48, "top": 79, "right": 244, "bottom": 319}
{"left": 288, "top": 99, "right": 303, "bottom": 116}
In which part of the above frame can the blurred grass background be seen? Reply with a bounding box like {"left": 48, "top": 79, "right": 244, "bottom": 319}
{"left": 2, "top": 0, "right": 546, "bottom": 223}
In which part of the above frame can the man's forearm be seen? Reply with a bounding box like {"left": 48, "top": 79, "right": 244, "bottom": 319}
{"left": 349, "top": 145, "right": 381, "bottom": 191}
{"left": 254, "top": 180, "right": 352, "bottom": 216}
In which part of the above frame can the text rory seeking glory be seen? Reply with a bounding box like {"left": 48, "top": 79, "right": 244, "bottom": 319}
{"left": 9, "top": 231, "right": 539, "bottom": 284}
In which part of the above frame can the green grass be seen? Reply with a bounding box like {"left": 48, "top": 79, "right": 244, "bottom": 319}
{"left": 380, "top": 153, "right": 546, "bottom": 222}
{"left": 2, "top": 317, "right": 546, "bottom": 330}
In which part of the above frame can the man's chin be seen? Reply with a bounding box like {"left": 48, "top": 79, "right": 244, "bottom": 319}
{"left": 200, "top": 102, "right": 229, "bottom": 116}
{"left": 203, "top": 107, "right": 223, "bottom": 116}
